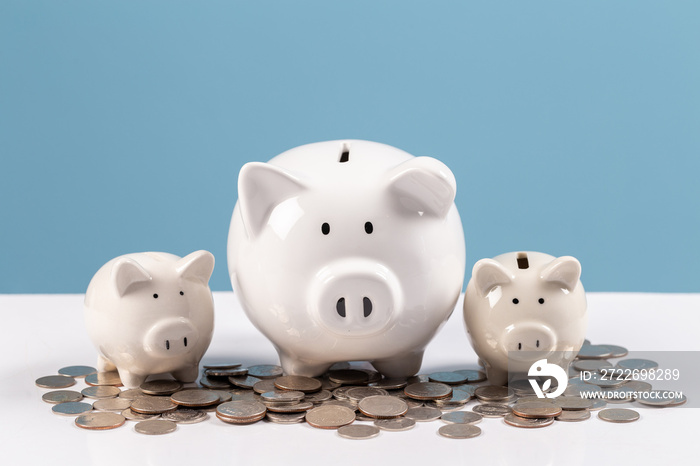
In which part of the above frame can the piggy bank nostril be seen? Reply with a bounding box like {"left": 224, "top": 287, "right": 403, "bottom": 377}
{"left": 518, "top": 342, "right": 522, "bottom": 350}
{"left": 184, "top": 337, "right": 188, "bottom": 347}
{"left": 536, "top": 339, "right": 540, "bottom": 348}
{"left": 336, "top": 298, "right": 346, "bottom": 318}
{"left": 165, "top": 340, "right": 170, "bottom": 350}
{"left": 363, "top": 297, "right": 372, "bottom": 317}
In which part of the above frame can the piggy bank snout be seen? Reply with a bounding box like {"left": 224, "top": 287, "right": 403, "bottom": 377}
{"left": 501, "top": 323, "right": 557, "bottom": 361}
{"left": 310, "top": 259, "right": 403, "bottom": 337}
{"left": 144, "top": 318, "right": 200, "bottom": 357}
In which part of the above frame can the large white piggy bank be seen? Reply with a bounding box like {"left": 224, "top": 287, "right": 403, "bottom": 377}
{"left": 463, "top": 251, "right": 587, "bottom": 386}
{"left": 84, "top": 251, "right": 215, "bottom": 388}
{"left": 228, "top": 140, "right": 465, "bottom": 377}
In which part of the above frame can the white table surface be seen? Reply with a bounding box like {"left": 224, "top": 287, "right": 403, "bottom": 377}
{"left": 2, "top": 292, "right": 698, "bottom": 465}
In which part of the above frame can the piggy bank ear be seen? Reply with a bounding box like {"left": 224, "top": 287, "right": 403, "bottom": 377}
{"left": 472, "top": 258, "right": 514, "bottom": 298}
{"left": 112, "top": 258, "right": 151, "bottom": 297}
{"left": 238, "top": 162, "right": 307, "bottom": 239}
{"left": 387, "top": 157, "right": 456, "bottom": 218}
{"left": 540, "top": 256, "right": 581, "bottom": 291}
{"left": 177, "top": 250, "right": 215, "bottom": 284}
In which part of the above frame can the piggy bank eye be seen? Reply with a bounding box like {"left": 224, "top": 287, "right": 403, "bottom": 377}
{"left": 364, "top": 222, "right": 373, "bottom": 234}
{"left": 512, "top": 298, "right": 519, "bottom": 304}
{"left": 180, "top": 291, "right": 184, "bottom": 296}
{"left": 538, "top": 298, "right": 545, "bottom": 304}
{"left": 153, "top": 294, "right": 159, "bottom": 299}
{"left": 321, "top": 223, "right": 330, "bottom": 235}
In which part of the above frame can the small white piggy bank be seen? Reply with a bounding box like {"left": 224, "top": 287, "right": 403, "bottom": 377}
{"left": 84, "top": 251, "right": 215, "bottom": 388}
{"left": 228, "top": 140, "right": 465, "bottom": 377}
{"left": 463, "top": 251, "right": 587, "bottom": 386}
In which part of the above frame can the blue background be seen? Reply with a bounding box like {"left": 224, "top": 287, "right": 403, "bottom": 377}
{"left": 1, "top": 1, "right": 698, "bottom": 293}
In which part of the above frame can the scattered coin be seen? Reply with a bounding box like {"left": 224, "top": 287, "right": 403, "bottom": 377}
{"left": 404, "top": 382, "right": 452, "bottom": 400}
{"left": 121, "top": 408, "right": 161, "bottom": 421}
{"left": 134, "top": 419, "right": 177, "bottom": 435}
{"left": 441, "top": 411, "right": 483, "bottom": 425}
{"left": 206, "top": 367, "right": 248, "bottom": 377}
{"left": 171, "top": 389, "right": 220, "bottom": 407}
{"left": 517, "top": 396, "right": 556, "bottom": 404}
{"left": 623, "top": 381, "right": 652, "bottom": 392}
{"left": 598, "top": 345, "right": 628, "bottom": 358}
{"left": 275, "top": 375, "right": 322, "bottom": 393}
{"left": 42, "top": 390, "right": 83, "bottom": 404}
{"left": 584, "top": 373, "right": 628, "bottom": 388}
{"left": 85, "top": 371, "right": 122, "bottom": 387}
{"left": 512, "top": 401, "right": 562, "bottom": 418}
{"left": 199, "top": 376, "right": 232, "bottom": 389}
{"left": 247, "top": 364, "right": 283, "bottom": 379}
{"left": 140, "top": 380, "right": 183, "bottom": 396}
{"left": 305, "top": 405, "right": 356, "bottom": 429}
{"left": 36, "top": 375, "right": 76, "bottom": 389}
{"left": 563, "top": 384, "right": 602, "bottom": 397}
{"left": 81, "top": 386, "right": 121, "bottom": 399}
{"left": 589, "top": 399, "right": 608, "bottom": 411}
{"left": 261, "top": 390, "right": 305, "bottom": 402}
{"left": 328, "top": 369, "right": 370, "bottom": 385}
{"left": 229, "top": 375, "right": 262, "bottom": 389}
{"left": 119, "top": 389, "right": 147, "bottom": 400}
{"left": 369, "top": 378, "right": 408, "bottom": 390}
{"left": 405, "top": 406, "right": 443, "bottom": 422}
{"left": 577, "top": 345, "right": 613, "bottom": 360}
{"left": 635, "top": 390, "right": 677, "bottom": 407}
{"left": 266, "top": 401, "right": 314, "bottom": 413}
{"left": 438, "top": 424, "right": 481, "bottom": 439}
{"left": 358, "top": 395, "right": 408, "bottom": 419}
{"left": 338, "top": 424, "right": 380, "bottom": 440}
{"left": 573, "top": 360, "right": 613, "bottom": 372}
{"left": 93, "top": 398, "right": 132, "bottom": 412}
{"left": 253, "top": 379, "right": 278, "bottom": 394}
{"left": 209, "top": 390, "right": 232, "bottom": 403}
{"left": 346, "top": 387, "right": 389, "bottom": 402}
{"left": 304, "top": 390, "right": 333, "bottom": 403}
{"left": 452, "top": 369, "right": 487, "bottom": 383}
{"left": 616, "top": 359, "right": 658, "bottom": 371}
{"left": 58, "top": 366, "right": 96, "bottom": 378}
{"left": 475, "top": 385, "right": 515, "bottom": 402}
{"left": 556, "top": 409, "right": 591, "bottom": 422}
{"left": 473, "top": 403, "right": 512, "bottom": 418}
{"left": 202, "top": 363, "right": 241, "bottom": 370}
{"left": 598, "top": 408, "right": 640, "bottom": 423}
{"left": 75, "top": 412, "right": 126, "bottom": 430}
{"left": 130, "top": 397, "right": 178, "bottom": 414}
{"left": 556, "top": 397, "right": 594, "bottom": 410}
{"left": 52, "top": 402, "right": 93, "bottom": 416}
{"left": 374, "top": 417, "right": 416, "bottom": 431}
{"left": 504, "top": 413, "right": 554, "bottom": 428}
{"left": 162, "top": 409, "right": 209, "bottom": 424}
{"left": 321, "top": 400, "right": 357, "bottom": 410}
{"left": 428, "top": 372, "right": 468, "bottom": 385}
{"left": 266, "top": 411, "right": 307, "bottom": 424}
{"left": 217, "top": 400, "right": 267, "bottom": 424}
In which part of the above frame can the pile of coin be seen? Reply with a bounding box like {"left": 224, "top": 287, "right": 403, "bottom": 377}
{"left": 35, "top": 341, "right": 687, "bottom": 438}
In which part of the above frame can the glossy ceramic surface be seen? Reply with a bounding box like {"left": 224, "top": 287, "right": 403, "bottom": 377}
{"left": 463, "top": 251, "right": 587, "bottom": 386}
{"left": 228, "top": 140, "right": 465, "bottom": 377}
{"left": 84, "top": 251, "right": 215, "bottom": 388}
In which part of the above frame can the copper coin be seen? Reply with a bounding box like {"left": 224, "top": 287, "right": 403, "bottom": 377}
{"left": 75, "top": 412, "right": 126, "bottom": 430}
{"left": 275, "top": 375, "right": 323, "bottom": 393}
{"left": 130, "top": 396, "right": 178, "bottom": 414}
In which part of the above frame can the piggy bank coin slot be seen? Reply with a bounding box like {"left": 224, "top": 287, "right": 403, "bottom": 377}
{"left": 339, "top": 144, "right": 350, "bottom": 163}
{"left": 516, "top": 253, "right": 529, "bottom": 269}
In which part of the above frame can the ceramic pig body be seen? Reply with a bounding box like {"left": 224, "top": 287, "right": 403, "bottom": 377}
{"left": 463, "top": 251, "right": 587, "bottom": 386}
{"left": 228, "top": 140, "right": 465, "bottom": 377}
{"left": 84, "top": 251, "right": 215, "bottom": 388}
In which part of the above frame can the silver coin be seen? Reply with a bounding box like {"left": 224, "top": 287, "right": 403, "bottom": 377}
{"left": 556, "top": 396, "right": 594, "bottom": 410}
{"left": 85, "top": 371, "right": 122, "bottom": 387}
{"left": 42, "top": 390, "right": 83, "bottom": 404}
{"left": 404, "top": 406, "right": 443, "bottom": 422}
{"left": 216, "top": 411, "right": 266, "bottom": 424}
{"left": 438, "top": 424, "right": 481, "bottom": 439}
{"left": 577, "top": 345, "right": 613, "bottom": 360}
{"left": 504, "top": 413, "right": 554, "bottom": 428}
{"left": 374, "top": 417, "right": 416, "bottom": 431}
{"left": 162, "top": 409, "right": 209, "bottom": 424}
{"left": 623, "top": 381, "right": 653, "bottom": 392}
{"left": 573, "top": 360, "right": 613, "bottom": 372}
{"left": 252, "top": 379, "right": 278, "bottom": 394}
{"left": 81, "top": 386, "right": 121, "bottom": 399}
{"left": 140, "top": 380, "right": 183, "bottom": 396}
{"left": 121, "top": 408, "right": 161, "bottom": 421}
{"left": 369, "top": 378, "right": 408, "bottom": 390}
{"left": 584, "top": 339, "right": 591, "bottom": 345}
{"left": 563, "top": 384, "right": 602, "bottom": 397}
{"left": 199, "top": 376, "right": 232, "bottom": 389}
{"left": 75, "top": 412, "right": 126, "bottom": 430}
{"left": 598, "top": 408, "right": 640, "bottom": 422}
{"left": 328, "top": 369, "right": 370, "bottom": 385}
{"left": 52, "top": 401, "right": 93, "bottom": 416}
{"left": 584, "top": 373, "right": 629, "bottom": 388}
{"left": 556, "top": 409, "right": 591, "bottom": 422}
{"left": 261, "top": 390, "right": 305, "bottom": 402}
{"left": 452, "top": 370, "right": 487, "bottom": 383}
{"left": 134, "top": 419, "right": 177, "bottom": 435}
{"left": 266, "top": 411, "right": 307, "bottom": 424}
{"left": 229, "top": 388, "right": 258, "bottom": 401}
{"left": 338, "top": 424, "right": 380, "bottom": 440}
{"left": 358, "top": 395, "right": 408, "bottom": 419}
{"left": 306, "top": 405, "right": 356, "bottom": 429}
{"left": 346, "top": 387, "right": 389, "bottom": 402}
{"left": 321, "top": 400, "right": 358, "bottom": 410}
{"left": 130, "top": 396, "right": 178, "bottom": 414}
{"left": 635, "top": 390, "right": 677, "bottom": 407}
{"left": 36, "top": 375, "right": 76, "bottom": 389}
{"left": 513, "top": 401, "right": 562, "bottom": 418}
{"left": 58, "top": 366, "right": 96, "bottom": 378}
{"left": 599, "top": 344, "right": 628, "bottom": 358}
{"left": 119, "top": 389, "right": 147, "bottom": 400}
{"left": 435, "top": 388, "right": 472, "bottom": 404}
{"left": 217, "top": 400, "right": 267, "bottom": 421}
{"left": 170, "top": 389, "right": 220, "bottom": 407}
{"left": 332, "top": 385, "right": 362, "bottom": 400}
{"left": 275, "top": 375, "right": 322, "bottom": 393}
{"left": 407, "top": 374, "right": 430, "bottom": 384}
{"left": 590, "top": 399, "right": 608, "bottom": 411}
{"left": 229, "top": 375, "right": 262, "bottom": 389}
{"left": 441, "top": 411, "right": 483, "bottom": 425}
{"left": 616, "top": 359, "right": 658, "bottom": 371}
{"left": 209, "top": 389, "right": 232, "bottom": 403}
{"left": 202, "top": 363, "right": 242, "bottom": 370}
{"left": 475, "top": 385, "right": 515, "bottom": 402}
{"left": 404, "top": 382, "right": 452, "bottom": 400}
{"left": 518, "top": 396, "right": 556, "bottom": 404}
{"left": 472, "top": 403, "right": 512, "bottom": 417}
{"left": 427, "top": 401, "right": 465, "bottom": 412}
{"left": 266, "top": 401, "right": 314, "bottom": 413}
{"left": 601, "top": 386, "right": 636, "bottom": 402}
{"left": 428, "top": 371, "right": 468, "bottom": 385}
{"left": 451, "top": 384, "right": 477, "bottom": 397}
{"left": 93, "top": 398, "right": 132, "bottom": 412}
{"left": 508, "top": 379, "right": 538, "bottom": 396}
{"left": 247, "top": 364, "right": 283, "bottom": 379}
{"left": 206, "top": 367, "right": 248, "bottom": 377}
{"left": 305, "top": 389, "right": 332, "bottom": 403}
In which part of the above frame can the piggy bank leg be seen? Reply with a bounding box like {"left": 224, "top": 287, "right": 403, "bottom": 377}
{"left": 485, "top": 367, "right": 509, "bottom": 387}
{"left": 279, "top": 351, "right": 332, "bottom": 378}
{"left": 116, "top": 369, "right": 147, "bottom": 389}
{"left": 97, "top": 355, "right": 116, "bottom": 372}
{"left": 171, "top": 365, "right": 199, "bottom": 383}
{"left": 371, "top": 351, "right": 424, "bottom": 378}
